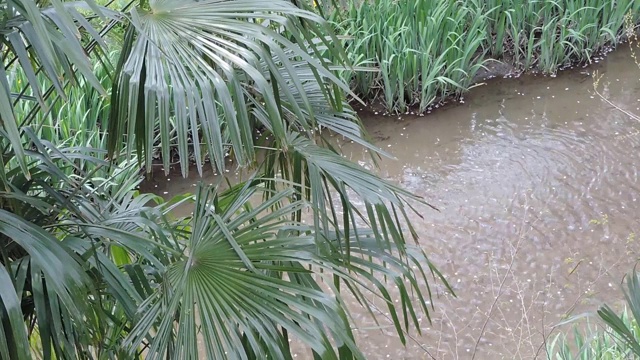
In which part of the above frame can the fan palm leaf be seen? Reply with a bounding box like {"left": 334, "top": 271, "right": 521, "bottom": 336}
{"left": 0, "top": 131, "right": 184, "bottom": 358}
{"left": 108, "top": 0, "right": 352, "bottom": 177}
{"left": 126, "top": 179, "right": 444, "bottom": 359}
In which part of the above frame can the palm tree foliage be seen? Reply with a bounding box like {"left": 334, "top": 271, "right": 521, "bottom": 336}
{"left": 1, "top": 0, "right": 447, "bottom": 358}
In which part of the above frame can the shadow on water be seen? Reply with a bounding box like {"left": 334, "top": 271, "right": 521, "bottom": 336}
{"left": 145, "top": 46, "right": 640, "bottom": 359}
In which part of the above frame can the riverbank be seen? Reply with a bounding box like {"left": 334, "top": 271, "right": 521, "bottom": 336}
{"left": 333, "top": 0, "right": 640, "bottom": 114}
{"left": 308, "top": 46, "right": 640, "bottom": 359}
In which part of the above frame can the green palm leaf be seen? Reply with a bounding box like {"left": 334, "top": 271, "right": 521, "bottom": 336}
{"left": 126, "top": 179, "right": 445, "bottom": 359}
{"left": 0, "top": 133, "right": 180, "bottom": 359}
{"left": 108, "top": 0, "right": 352, "bottom": 177}
{"left": 0, "top": 262, "right": 30, "bottom": 360}
{"left": 126, "top": 182, "right": 360, "bottom": 359}
{"left": 0, "top": 209, "right": 91, "bottom": 359}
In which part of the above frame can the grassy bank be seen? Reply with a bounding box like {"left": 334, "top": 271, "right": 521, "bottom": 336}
{"left": 333, "top": 0, "right": 640, "bottom": 114}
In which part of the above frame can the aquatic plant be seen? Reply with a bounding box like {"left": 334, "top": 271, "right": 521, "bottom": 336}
{"left": 9, "top": 52, "right": 114, "bottom": 158}
{"left": 596, "top": 269, "right": 640, "bottom": 358}
{"left": 547, "top": 270, "right": 640, "bottom": 359}
{"left": 333, "top": 0, "right": 640, "bottom": 114}
{"left": 547, "top": 315, "right": 639, "bottom": 359}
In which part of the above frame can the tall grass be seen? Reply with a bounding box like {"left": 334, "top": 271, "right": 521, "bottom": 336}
{"left": 334, "top": 0, "right": 640, "bottom": 114}
{"left": 6, "top": 52, "right": 141, "bottom": 185}
{"left": 547, "top": 313, "right": 640, "bottom": 359}
{"left": 9, "top": 53, "right": 114, "bottom": 152}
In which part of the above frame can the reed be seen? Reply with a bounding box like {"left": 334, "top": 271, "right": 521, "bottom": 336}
{"left": 547, "top": 313, "right": 640, "bottom": 359}
{"left": 9, "top": 53, "right": 113, "bottom": 151}
{"left": 8, "top": 52, "right": 140, "bottom": 181}
{"left": 334, "top": 0, "right": 640, "bottom": 114}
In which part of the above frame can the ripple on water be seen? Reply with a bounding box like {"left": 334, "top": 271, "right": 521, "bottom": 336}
{"left": 328, "top": 47, "right": 640, "bottom": 359}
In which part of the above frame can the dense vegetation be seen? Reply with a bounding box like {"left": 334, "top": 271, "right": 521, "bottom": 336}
{"left": 1, "top": 0, "right": 446, "bottom": 358}
{"left": 3, "top": 0, "right": 640, "bottom": 358}
{"left": 334, "top": 0, "right": 640, "bottom": 113}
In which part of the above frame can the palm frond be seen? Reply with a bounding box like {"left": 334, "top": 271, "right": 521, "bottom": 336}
{"left": 108, "top": 0, "right": 351, "bottom": 177}
{"left": 1, "top": 1, "right": 448, "bottom": 359}
{"left": 0, "top": 131, "right": 185, "bottom": 358}
{"left": 125, "top": 181, "right": 359, "bottom": 359}
{"left": 126, "top": 179, "right": 445, "bottom": 359}
{"left": 0, "top": 209, "right": 91, "bottom": 359}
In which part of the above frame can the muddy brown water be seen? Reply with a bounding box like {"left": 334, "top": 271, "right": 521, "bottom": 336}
{"left": 144, "top": 47, "right": 640, "bottom": 359}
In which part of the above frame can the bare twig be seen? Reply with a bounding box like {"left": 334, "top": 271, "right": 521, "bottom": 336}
{"left": 471, "top": 196, "right": 530, "bottom": 359}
